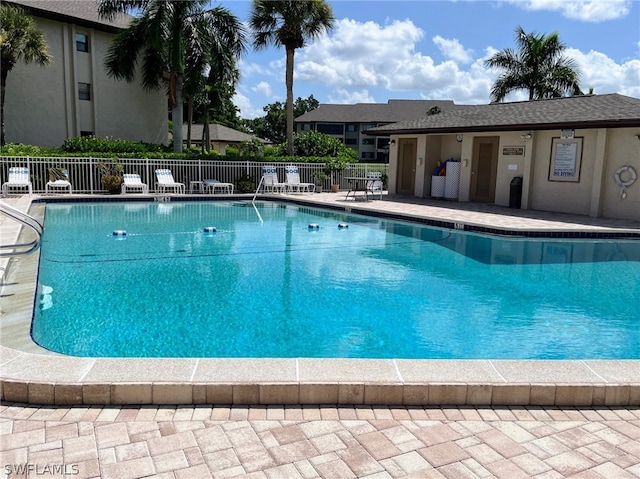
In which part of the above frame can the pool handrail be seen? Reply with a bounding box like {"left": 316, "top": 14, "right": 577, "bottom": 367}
{"left": 0, "top": 200, "right": 43, "bottom": 257}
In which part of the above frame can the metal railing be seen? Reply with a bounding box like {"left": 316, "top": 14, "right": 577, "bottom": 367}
{"left": 0, "top": 157, "right": 388, "bottom": 194}
{"left": 0, "top": 201, "right": 43, "bottom": 256}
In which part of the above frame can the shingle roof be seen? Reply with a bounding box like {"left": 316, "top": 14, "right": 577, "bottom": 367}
{"left": 295, "top": 99, "right": 460, "bottom": 123}
{"left": 183, "top": 124, "right": 265, "bottom": 144}
{"left": 4, "top": 0, "right": 131, "bottom": 31}
{"left": 366, "top": 94, "right": 640, "bottom": 135}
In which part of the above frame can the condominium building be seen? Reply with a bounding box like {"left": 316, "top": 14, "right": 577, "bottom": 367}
{"left": 295, "top": 99, "right": 459, "bottom": 162}
{"left": 3, "top": 0, "right": 167, "bottom": 147}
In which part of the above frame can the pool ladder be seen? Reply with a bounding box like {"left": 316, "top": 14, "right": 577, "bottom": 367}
{"left": 0, "top": 201, "right": 43, "bottom": 257}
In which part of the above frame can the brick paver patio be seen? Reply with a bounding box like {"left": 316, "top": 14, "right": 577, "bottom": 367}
{"left": 1, "top": 403, "right": 638, "bottom": 478}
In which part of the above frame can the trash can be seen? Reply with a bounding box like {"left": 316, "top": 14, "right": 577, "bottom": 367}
{"left": 509, "top": 176, "right": 523, "bottom": 209}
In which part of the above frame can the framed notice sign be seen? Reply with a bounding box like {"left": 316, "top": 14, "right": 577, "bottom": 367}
{"left": 549, "top": 137, "right": 582, "bottom": 182}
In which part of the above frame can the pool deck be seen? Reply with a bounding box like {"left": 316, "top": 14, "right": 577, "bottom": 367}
{"left": 2, "top": 193, "right": 639, "bottom": 478}
{"left": 1, "top": 192, "right": 639, "bottom": 409}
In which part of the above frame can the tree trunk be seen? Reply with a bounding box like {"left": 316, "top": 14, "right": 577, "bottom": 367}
{"left": 1, "top": 68, "right": 8, "bottom": 147}
{"left": 186, "top": 96, "right": 193, "bottom": 149}
{"left": 285, "top": 46, "right": 295, "bottom": 156}
{"left": 172, "top": 74, "right": 183, "bottom": 153}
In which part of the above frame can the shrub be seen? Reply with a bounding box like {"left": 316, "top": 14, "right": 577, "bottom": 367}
{"left": 273, "top": 131, "right": 358, "bottom": 160}
{"left": 0, "top": 143, "right": 59, "bottom": 156}
{"left": 234, "top": 174, "right": 256, "bottom": 193}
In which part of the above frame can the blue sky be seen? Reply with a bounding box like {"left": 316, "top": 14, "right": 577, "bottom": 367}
{"left": 214, "top": 0, "right": 640, "bottom": 118}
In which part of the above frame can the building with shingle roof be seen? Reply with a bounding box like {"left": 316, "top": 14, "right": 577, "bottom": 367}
{"left": 3, "top": 0, "right": 167, "bottom": 147}
{"left": 364, "top": 94, "right": 640, "bottom": 221}
{"left": 182, "top": 123, "right": 266, "bottom": 154}
{"left": 366, "top": 94, "right": 640, "bottom": 134}
{"left": 295, "top": 99, "right": 461, "bottom": 162}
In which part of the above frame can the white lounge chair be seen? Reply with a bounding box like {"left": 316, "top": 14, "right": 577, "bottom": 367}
{"left": 366, "top": 172, "right": 384, "bottom": 200}
{"left": 46, "top": 168, "right": 72, "bottom": 194}
{"left": 155, "top": 169, "right": 185, "bottom": 194}
{"left": 203, "top": 179, "right": 234, "bottom": 194}
{"left": 285, "top": 165, "right": 315, "bottom": 193}
{"left": 260, "top": 166, "right": 286, "bottom": 193}
{"left": 2, "top": 167, "right": 33, "bottom": 197}
{"left": 122, "top": 173, "right": 149, "bottom": 194}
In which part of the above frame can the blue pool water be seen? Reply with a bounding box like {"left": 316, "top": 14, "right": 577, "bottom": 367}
{"left": 32, "top": 201, "right": 640, "bottom": 359}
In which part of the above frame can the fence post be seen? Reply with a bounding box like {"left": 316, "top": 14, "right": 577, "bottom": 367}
{"left": 88, "top": 157, "right": 93, "bottom": 194}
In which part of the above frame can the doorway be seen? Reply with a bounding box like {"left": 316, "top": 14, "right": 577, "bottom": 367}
{"left": 396, "top": 138, "right": 417, "bottom": 195}
{"left": 470, "top": 136, "right": 499, "bottom": 202}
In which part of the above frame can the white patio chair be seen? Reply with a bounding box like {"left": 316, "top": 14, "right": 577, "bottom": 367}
{"left": 203, "top": 179, "right": 234, "bottom": 194}
{"left": 260, "top": 166, "right": 286, "bottom": 193}
{"left": 46, "top": 168, "right": 72, "bottom": 194}
{"left": 285, "top": 165, "right": 315, "bottom": 193}
{"left": 122, "top": 173, "right": 149, "bottom": 194}
{"left": 155, "top": 169, "right": 185, "bottom": 194}
{"left": 366, "top": 172, "right": 384, "bottom": 200}
{"left": 2, "top": 167, "right": 33, "bottom": 197}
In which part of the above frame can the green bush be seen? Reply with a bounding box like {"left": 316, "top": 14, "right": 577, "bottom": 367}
{"left": 61, "top": 136, "right": 152, "bottom": 153}
{"left": 273, "top": 131, "right": 358, "bottom": 160}
{"left": 234, "top": 174, "right": 256, "bottom": 193}
{"left": 0, "top": 143, "right": 59, "bottom": 156}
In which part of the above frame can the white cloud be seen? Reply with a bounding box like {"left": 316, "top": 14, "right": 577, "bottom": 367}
{"left": 568, "top": 48, "right": 640, "bottom": 97}
{"left": 252, "top": 81, "right": 272, "bottom": 97}
{"left": 327, "top": 89, "right": 376, "bottom": 104}
{"left": 507, "top": 0, "right": 632, "bottom": 22}
{"left": 296, "top": 18, "right": 426, "bottom": 88}
{"left": 433, "top": 36, "right": 474, "bottom": 64}
{"left": 294, "top": 17, "right": 496, "bottom": 103}
{"left": 232, "top": 91, "right": 263, "bottom": 119}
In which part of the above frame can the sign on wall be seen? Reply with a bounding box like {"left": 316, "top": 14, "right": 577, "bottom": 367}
{"left": 502, "top": 146, "right": 525, "bottom": 156}
{"left": 549, "top": 137, "right": 583, "bottom": 182}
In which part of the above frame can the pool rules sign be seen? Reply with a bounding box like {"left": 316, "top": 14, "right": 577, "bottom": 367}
{"left": 549, "top": 137, "right": 582, "bottom": 182}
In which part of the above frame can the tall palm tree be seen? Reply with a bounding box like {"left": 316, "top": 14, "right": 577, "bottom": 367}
{"left": 485, "top": 26, "right": 582, "bottom": 102}
{"left": 250, "top": 0, "right": 334, "bottom": 155}
{"left": 97, "top": 0, "right": 246, "bottom": 152}
{"left": 0, "top": 3, "right": 52, "bottom": 146}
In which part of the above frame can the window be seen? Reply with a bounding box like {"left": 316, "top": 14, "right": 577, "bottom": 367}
{"left": 361, "top": 152, "right": 375, "bottom": 160}
{"left": 361, "top": 138, "right": 375, "bottom": 145}
{"left": 80, "top": 131, "right": 93, "bottom": 137}
{"left": 76, "top": 33, "right": 89, "bottom": 52}
{"left": 78, "top": 83, "right": 91, "bottom": 101}
{"left": 377, "top": 138, "right": 390, "bottom": 149}
{"left": 344, "top": 138, "right": 357, "bottom": 145}
{"left": 346, "top": 124, "right": 357, "bottom": 132}
{"left": 317, "top": 123, "right": 344, "bottom": 135}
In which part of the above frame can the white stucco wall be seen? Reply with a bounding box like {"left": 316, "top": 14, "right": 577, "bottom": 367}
{"left": 4, "top": 16, "right": 167, "bottom": 147}
{"left": 600, "top": 128, "right": 640, "bottom": 221}
{"left": 389, "top": 127, "right": 639, "bottom": 221}
{"left": 527, "top": 128, "right": 639, "bottom": 220}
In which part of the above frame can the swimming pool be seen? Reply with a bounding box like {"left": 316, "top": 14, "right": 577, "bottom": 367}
{"left": 32, "top": 201, "right": 640, "bottom": 359}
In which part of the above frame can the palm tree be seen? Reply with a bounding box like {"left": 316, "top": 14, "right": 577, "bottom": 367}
{"left": 250, "top": 0, "right": 334, "bottom": 155}
{"left": 0, "top": 3, "right": 52, "bottom": 146}
{"left": 485, "top": 26, "right": 582, "bottom": 102}
{"left": 97, "top": 0, "right": 246, "bottom": 152}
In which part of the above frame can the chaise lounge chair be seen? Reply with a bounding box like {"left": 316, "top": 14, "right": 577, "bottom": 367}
{"left": 2, "top": 167, "right": 33, "bottom": 197}
{"left": 122, "top": 173, "right": 149, "bottom": 194}
{"left": 366, "top": 171, "right": 384, "bottom": 200}
{"left": 203, "top": 179, "right": 234, "bottom": 194}
{"left": 285, "top": 165, "right": 315, "bottom": 193}
{"left": 155, "top": 169, "right": 185, "bottom": 194}
{"left": 260, "top": 166, "right": 286, "bottom": 193}
{"left": 46, "top": 168, "right": 73, "bottom": 194}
